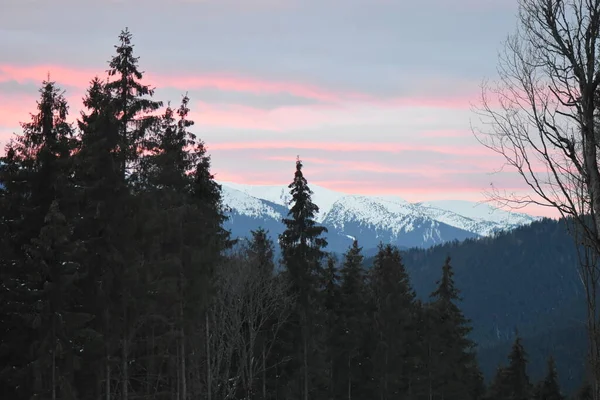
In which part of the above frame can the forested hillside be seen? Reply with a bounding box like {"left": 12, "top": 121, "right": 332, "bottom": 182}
{"left": 0, "top": 29, "right": 583, "bottom": 400}
{"left": 389, "top": 218, "right": 588, "bottom": 394}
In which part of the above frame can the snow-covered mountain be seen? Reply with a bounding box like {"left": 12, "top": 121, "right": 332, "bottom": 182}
{"left": 218, "top": 181, "right": 541, "bottom": 254}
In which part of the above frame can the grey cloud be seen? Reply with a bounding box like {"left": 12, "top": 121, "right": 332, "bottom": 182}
{"left": 185, "top": 88, "right": 320, "bottom": 109}
{"left": 0, "top": 80, "right": 41, "bottom": 94}
{"left": 0, "top": 0, "right": 520, "bottom": 99}
{"left": 0, "top": 79, "right": 82, "bottom": 95}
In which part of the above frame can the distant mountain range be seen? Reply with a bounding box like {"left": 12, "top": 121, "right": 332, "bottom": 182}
{"left": 220, "top": 181, "right": 588, "bottom": 393}
{"left": 218, "top": 181, "right": 541, "bottom": 254}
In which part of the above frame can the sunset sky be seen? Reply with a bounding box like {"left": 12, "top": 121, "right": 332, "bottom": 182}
{"left": 0, "top": 0, "right": 555, "bottom": 217}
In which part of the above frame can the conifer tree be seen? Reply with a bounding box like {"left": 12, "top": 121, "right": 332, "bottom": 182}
{"left": 427, "top": 256, "right": 482, "bottom": 400}
{"left": 505, "top": 335, "right": 532, "bottom": 400}
{"left": 0, "top": 80, "right": 76, "bottom": 400}
{"left": 339, "top": 240, "right": 368, "bottom": 400}
{"left": 71, "top": 27, "right": 165, "bottom": 394}
{"left": 24, "top": 200, "right": 92, "bottom": 400}
{"left": 487, "top": 335, "right": 532, "bottom": 400}
{"left": 369, "top": 243, "right": 417, "bottom": 400}
{"left": 0, "top": 79, "right": 75, "bottom": 252}
{"left": 279, "top": 157, "right": 328, "bottom": 400}
{"left": 319, "top": 255, "right": 341, "bottom": 399}
{"left": 72, "top": 75, "right": 135, "bottom": 399}
{"left": 137, "top": 92, "right": 230, "bottom": 398}
{"left": 534, "top": 356, "right": 564, "bottom": 400}
{"left": 106, "top": 27, "right": 162, "bottom": 179}
{"left": 248, "top": 228, "right": 275, "bottom": 278}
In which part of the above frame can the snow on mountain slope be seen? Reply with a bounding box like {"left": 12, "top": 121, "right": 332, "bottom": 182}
{"left": 217, "top": 181, "right": 541, "bottom": 251}
{"left": 321, "top": 195, "right": 480, "bottom": 249}
{"left": 418, "top": 200, "right": 533, "bottom": 223}
{"left": 417, "top": 200, "right": 539, "bottom": 234}
{"left": 323, "top": 195, "right": 420, "bottom": 236}
{"left": 220, "top": 185, "right": 283, "bottom": 220}
{"left": 217, "top": 181, "right": 344, "bottom": 221}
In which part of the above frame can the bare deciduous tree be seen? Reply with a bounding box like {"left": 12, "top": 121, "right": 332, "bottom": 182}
{"left": 473, "top": 0, "right": 600, "bottom": 397}
{"left": 207, "top": 251, "right": 293, "bottom": 400}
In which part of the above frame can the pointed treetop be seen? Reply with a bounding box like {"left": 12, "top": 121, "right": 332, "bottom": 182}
{"left": 248, "top": 228, "right": 275, "bottom": 276}
{"left": 539, "top": 355, "right": 563, "bottom": 400}
{"left": 430, "top": 255, "right": 461, "bottom": 303}
{"left": 108, "top": 27, "right": 141, "bottom": 80}
{"left": 279, "top": 157, "right": 328, "bottom": 257}
{"left": 506, "top": 334, "right": 530, "bottom": 389}
{"left": 342, "top": 240, "right": 364, "bottom": 272}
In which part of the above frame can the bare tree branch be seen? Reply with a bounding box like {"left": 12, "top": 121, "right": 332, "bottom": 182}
{"left": 472, "top": 1, "right": 600, "bottom": 396}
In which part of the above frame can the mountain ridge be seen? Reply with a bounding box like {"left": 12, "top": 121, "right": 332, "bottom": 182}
{"left": 218, "top": 180, "right": 542, "bottom": 252}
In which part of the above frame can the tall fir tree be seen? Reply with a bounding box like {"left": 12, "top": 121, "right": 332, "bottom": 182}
{"left": 72, "top": 74, "right": 135, "bottom": 400}
{"left": 279, "top": 157, "right": 328, "bottom": 400}
{"left": 427, "top": 256, "right": 483, "bottom": 400}
{"left": 487, "top": 334, "right": 532, "bottom": 400}
{"left": 23, "top": 200, "right": 92, "bottom": 400}
{"left": 533, "top": 356, "right": 564, "bottom": 400}
{"left": 0, "top": 80, "right": 77, "bottom": 400}
{"left": 369, "top": 243, "right": 418, "bottom": 400}
{"left": 139, "top": 92, "right": 230, "bottom": 399}
{"left": 319, "top": 255, "right": 341, "bottom": 399}
{"left": 339, "top": 240, "right": 369, "bottom": 400}
{"left": 247, "top": 228, "right": 276, "bottom": 278}
{"left": 70, "top": 28, "right": 163, "bottom": 398}
{"left": 105, "top": 27, "right": 162, "bottom": 180}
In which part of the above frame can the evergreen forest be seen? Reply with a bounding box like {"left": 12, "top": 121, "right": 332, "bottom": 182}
{"left": 0, "top": 29, "right": 583, "bottom": 400}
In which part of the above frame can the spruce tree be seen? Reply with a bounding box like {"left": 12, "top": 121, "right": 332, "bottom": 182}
{"left": 0, "top": 79, "right": 75, "bottom": 253}
{"left": 248, "top": 228, "right": 275, "bottom": 278}
{"left": 0, "top": 79, "right": 76, "bottom": 400}
{"left": 427, "top": 256, "right": 482, "bottom": 400}
{"left": 24, "top": 200, "right": 92, "bottom": 400}
{"left": 137, "top": 92, "right": 230, "bottom": 398}
{"left": 106, "top": 27, "right": 162, "bottom": 179}
{"left": 487, "top": 334, "right": 532, "bottom": 400}
{"left": 369, "top": 243, "right": 417, "bottom": 400}
{"left": 505, "top": 335, "right": 532, "bottom": 400}
{"left": 72, "top": 30, "right": 163, "bottom": 392}
{"left": 534, "top": 356, "right": 564, "bottom": 400}
{"left": 279, "top": 156, "right": 328, "bottom": 400}
{"left": 339, "top": 240, "right": 368, "bottom": 400}
{"left": 319, "top": 255, "right": 341, "bottom": 399}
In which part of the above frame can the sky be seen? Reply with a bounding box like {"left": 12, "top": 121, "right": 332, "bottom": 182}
{"left": 0, "top": 0, "right": 557, "bottom": 217}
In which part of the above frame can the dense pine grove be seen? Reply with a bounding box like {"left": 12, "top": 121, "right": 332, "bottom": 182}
{"left": 0, "top": 29, "right": 579, "bottom": 400}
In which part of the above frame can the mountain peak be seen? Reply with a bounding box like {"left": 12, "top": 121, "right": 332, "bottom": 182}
{"left": 217, "top": 180, "right": 542, "bottom": 253}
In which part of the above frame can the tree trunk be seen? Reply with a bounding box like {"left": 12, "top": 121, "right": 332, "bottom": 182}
{"left": 428, "top": 342, "right": 432, "bottom": 400}
{"left": 206, "top": 312, "right": 211, "bottom": 400}
{"left": 52, "top": 347, "right": 56, "bottom": 400}
{"left": 347, "top": 354, "right": 351, "bottom": 400}
{"left": 181, "top": 324, "right": 186, "bottom": 400}
{"left": 122, "top": 302, "right": 128, "bottom": 400}
{"left": 262, "top": 344, "right": 266, "bottom": 400}
{"left": 303, "top": 322, "right": 308, "bottom": 400}
{"left": 105, "top": 307, "right": 112, "bottom": 400}
{"left": 179, "top": 215, "right": 187, "bottom": 400}
{"left": 176, "top": 334, "right": 181, "bottom": 400}
{"left": 52, "top": 318, "right": 57, "bottom": 400}
{"left": 106, "top": 357, "right": 111, "bottom": 400}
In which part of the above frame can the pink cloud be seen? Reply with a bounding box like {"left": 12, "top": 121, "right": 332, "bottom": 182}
{"left": 208, "top": 140, "right": 491, "bottom": 156}
{"left": 263, "top": 155, "right": 491, "bottom": 175}
{"left": 0, "top": 63, "right": 485, "bottom": 110}
{"left": 0, "top": 63, "right": 356, "bottom": 103}
{"left": 189, "top": 102, "right": 281, "bottom": 131}
{"left": 419, "top": 129, "right": 474, "bottom": 138}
